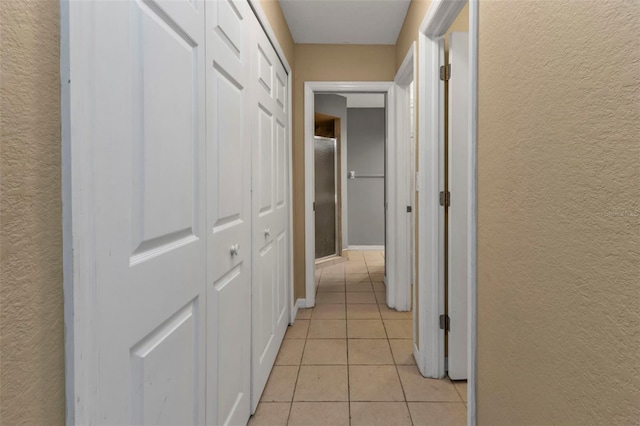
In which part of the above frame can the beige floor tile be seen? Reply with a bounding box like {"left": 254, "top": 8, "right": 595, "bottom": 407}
{"left": 285, "top": 320, "right": 309, "bottom": 339}
{"left": 346, "top": 291, "right": 377, "bottom": 304}
{"left": 307, "top": 319, "right": 346, "bottom": 339}
{"left": 315, "top": 292, "right": 346, "bottom": 305}
{"left": 346, "top": 304, "right": 381, "bottom": 320}
{"left": 346, "top": 272, "right": 370, "bottom": 282}
{"left": 317, "top": 281, "right": 346, "bottom": 293}
{"left": 345, "top": 261, "right": 368, "bottom": 271}
{"left": 296, "top": 308, "right": 313, "bottom": 320}
{"left": 379, "top": 304, "right": 412, "bottom": 320}
{"left": 275, "top": 339, "right": 305, "bottom": 366}
{"left": 350, "top": 402, "right": 412, "bottom": 426}
{"left": 452, "top": 380, "right": 468, "bottom": 402}
{"left": 293, "top": 366, "right": 348, "bottom": 401}
{"left": 369, "top": 273, "right": 385, "bottom": 282}
{"left": 319, "top": 276, "right": 345, "bottom": 284}
{"left": 261, "top": 366, "right": 299, "bottom": 402}
{"left": 389, "top": 339, "right": 416, "bottom": 365}
{"left": 367, "top": 266, "right": 385, "bottom": 275}
{"left": 302, "top": 339, "right": 347, "bottom": 365}
{"left": 248, "top": 402, "right": 290, "bottom": 426}
{"left": 288, "top": 402, "right": 349, "bottom": 426}
{"left": 408, "top": 402, "right": 467, "bottom": 426}
{"left": 397, "top": 366, "right": 461, "bottom": 402}
{"left": 320, "top": 271, "right": 344, "bottom": 280}
{"left": 375, "top": 291, "right": 387, "bottom": 304}
{"left": 311, "top": 303, "right": 346, "bottom": 320}
{"left": 372, "top": 281, "right": 386, "bottom": 292}
{"left": 384, "top": 320, "right": 413, "bottom": 339}
{"left": 349, "top": 365, "right": 405, "bottom": 401}
{"left": 344, "top": 281, "right": 373, "bottom": 292}
{"left": 347, "top": 319, "right": 387, "bottom": 338}
{"left": 348, "top": 339, "right": 394, "bottom": 364}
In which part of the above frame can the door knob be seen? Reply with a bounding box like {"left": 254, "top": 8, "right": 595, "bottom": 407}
{"left": 265, "top": 228, "right": 271, "bottom": 237}
{"left": 230, "top": 244, "right": 240, "bottom": 256}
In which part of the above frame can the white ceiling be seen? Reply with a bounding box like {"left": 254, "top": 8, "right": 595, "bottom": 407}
{"left": 343, "top": 93, "right": 386, "bottom": 108}
{"left": 279, "top": 0, "right": 412, "bottom": 45}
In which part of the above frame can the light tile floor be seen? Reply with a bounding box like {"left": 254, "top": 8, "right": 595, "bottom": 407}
{"left": 249, "top": 250, "right": 467, "bottom": 426}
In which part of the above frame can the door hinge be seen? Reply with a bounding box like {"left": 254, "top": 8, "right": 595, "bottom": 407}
{"left": 439, "top": 64, "right": 451, "bottom": 81}
{"left": 439, "top": 191, "right": 451, "bottom": 207}
{"left": 313, "top": 202, "right": 316, "bottom": 212}
{"left": 439, "top": 314, "right": 450, "bottom": 331}
{"left": 406, "top": 205, "right": 412, "bottom": 213}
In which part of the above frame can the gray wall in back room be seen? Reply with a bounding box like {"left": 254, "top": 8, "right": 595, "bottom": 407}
{"left": 347, "top": 108, "right": 385, "bottom": 246}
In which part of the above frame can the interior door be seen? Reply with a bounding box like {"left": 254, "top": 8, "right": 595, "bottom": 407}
{"left": 447, "top": 31, "right": 470, "bottom": 380}
{"left": 314, "top": 136, "right": 338, "bottom": 259}
{"left": 251, "top": 13, "right": 290, "bottom": 412}
{"left": 206, "top": 0, "right": 252, "bottom": 424}
{"left": 86, "top": 0, "right": 207, "bottom": 423}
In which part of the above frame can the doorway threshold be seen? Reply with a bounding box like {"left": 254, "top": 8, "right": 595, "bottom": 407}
{"left": 315, "top": 255, "right": 347, "bottom": 269}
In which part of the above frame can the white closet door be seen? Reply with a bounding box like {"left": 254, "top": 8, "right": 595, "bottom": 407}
{"left": 205, "top": 0, "right": 253, "bottom": 424}
{"left": 250, "top": 10, "right": 290, "bottom": 412}
{"left": 85, "top": 0, "right": 207, "bottom": 423}
{"left": 448, "top": 31, "right": 470, "bottom": 381}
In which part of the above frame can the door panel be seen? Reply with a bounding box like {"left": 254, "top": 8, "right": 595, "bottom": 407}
{"left": 89, "top": 0, "right": 206, "bottom": 423}
{"left": 206, "top": 0, "right": 251, "bottom": 424}
{"left": 251, "top": 12, "right": 290, "bottom": 411}
{"left": 314, "top": 137, "right": 338, "bottom": 258}
{"left": 448, "top": 31, "right": 470, "bottom": 381}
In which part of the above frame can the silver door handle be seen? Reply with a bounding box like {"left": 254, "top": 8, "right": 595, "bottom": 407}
{"left": 230, "top": 244, "right": 240, "bottom": 256}
{"left": 265, "top": 228, "right": 271, "bottom": 237}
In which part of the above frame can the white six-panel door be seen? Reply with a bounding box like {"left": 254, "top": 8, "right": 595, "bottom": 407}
{"left": 250, "top": 11, "right": 290, "bottom": 412}
{"left": 206, "top": 0, "right": 253, "bottom": 424}
{"left": 447, "top": 31, "right": 470, "bottom": 381}
{"left": 88, "top": 0, "right": 207, "bottom": 423}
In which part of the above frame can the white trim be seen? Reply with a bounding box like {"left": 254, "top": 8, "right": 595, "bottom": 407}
{"left": 417, "top": 31, "right": 446, "bottom": 379}
{"left": 468, "top": 1, "right": 479, "bottom": 424}
{"left": 304, "top": 81, "right": 394, "bottom": 310}
{"left": 61, "top": 1, "right": 99, "bottom": 423}
{"left": 347, "top": 245, "right": 385, "bottom": 251}
{"left": 417, "top": 0, "right": 477, "bottom": 425}
{"left": 392, "top": 42, "right": 416, "bottom": 313}
{"left": 420, "top": 0, "right": 467, "bottom": 37}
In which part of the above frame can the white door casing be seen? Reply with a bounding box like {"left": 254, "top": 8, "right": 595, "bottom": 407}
{"left": 206, "top": 0, "right": 253, "bottom": 424}
{"left": 447, "top": 31, "right": 470, "bottom": 380}
{"left": 251, "top": 13, "right": 290, "bottom": 412}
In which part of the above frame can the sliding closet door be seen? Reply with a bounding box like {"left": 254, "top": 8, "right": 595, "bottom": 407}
{"left": 250, "top": 10, "right": 291, "bottom": 411}
{"left": 205, "top": 0, "right": 252, "bottom": 424}
{"left": 65, "top": 0, "right": 207, "bottom": 423}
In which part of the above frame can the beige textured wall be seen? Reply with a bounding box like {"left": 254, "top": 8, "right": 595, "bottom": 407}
{"left": 258, "top": 0, "right": 295, "bottom": 67}
{"left": 0, "top": 0, "right": 66, "bottom": 423}
{"left": 395, "top": 0, "right": 430, "bottom": 71}
{"left": 477, "top": 1, "right": 640, "bottom": 424}
{"left": 292, "top": 45, "right": 396, "bottom": 298}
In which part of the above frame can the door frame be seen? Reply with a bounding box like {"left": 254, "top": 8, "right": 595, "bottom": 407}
{"left": 60, "top": 0, "right": 294, "bottom": 423}
{"left": 416, "top": 0, "right": 478, "bottom": 424}
{"left": 303, "top": 81, "right": 394, "bottom": 308}
{"left": 392, "top": 43, "right": 417, "bottom": 313}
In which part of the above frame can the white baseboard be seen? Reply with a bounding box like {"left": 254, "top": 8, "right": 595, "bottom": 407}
{"left": 347, "top": 245, "right": 385, "bottom": 251}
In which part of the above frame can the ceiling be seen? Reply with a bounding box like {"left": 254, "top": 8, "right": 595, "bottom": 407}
{"left": 279, "top": 0, "right": 412, "bottom": 45}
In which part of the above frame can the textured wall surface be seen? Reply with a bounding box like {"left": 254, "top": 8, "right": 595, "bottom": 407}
{"left": 258, "top": 0, "right": 295, "bottom": 67}
{"left": 0, "top": 0, "right": 65, "bottom": 423}
{"left": 293, "top": 44, "right": 396, "bottom": 299}
{"left": 395, "top": 0, "right": 430, "bottom": 70}
{"left": 477, "top": 1, "right": 640, "bottom": 424}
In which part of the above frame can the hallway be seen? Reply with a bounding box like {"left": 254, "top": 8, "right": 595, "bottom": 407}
{"left": 250, "top": 250, "right": 467, "bottom": 426}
